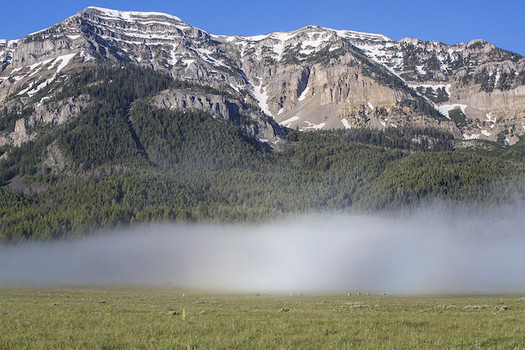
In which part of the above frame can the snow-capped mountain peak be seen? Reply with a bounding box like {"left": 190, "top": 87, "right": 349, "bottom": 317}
{"left": 1, "top": 7, "right": 525, "bottom": 146}
{"left": 85, "top": 6, "right": 184, "bottom": 22}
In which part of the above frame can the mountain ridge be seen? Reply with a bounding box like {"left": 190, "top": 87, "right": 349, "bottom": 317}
{"left": 1, "top": 6, "right": 525, "bottom": 147}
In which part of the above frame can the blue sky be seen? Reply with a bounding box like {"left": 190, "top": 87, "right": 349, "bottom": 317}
{"left": 2, "top": 0, "right": 524, "bottom": 55}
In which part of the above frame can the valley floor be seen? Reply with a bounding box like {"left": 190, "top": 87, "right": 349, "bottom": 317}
{"left": 1, "top": 287, "right": 524, "bottom": 349}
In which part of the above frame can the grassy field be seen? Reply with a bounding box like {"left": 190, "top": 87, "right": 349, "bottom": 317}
{"left": 1, "top": 287, "right": 525, "bottom": 349}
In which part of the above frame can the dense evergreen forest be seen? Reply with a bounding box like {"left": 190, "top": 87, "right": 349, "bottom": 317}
{"left": 1, "top": 65, "right": 525, "bottom": 241}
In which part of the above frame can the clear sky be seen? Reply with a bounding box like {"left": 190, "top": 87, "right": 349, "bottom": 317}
{"left": 2, "top": 0, "right": 524, "bottom": 55}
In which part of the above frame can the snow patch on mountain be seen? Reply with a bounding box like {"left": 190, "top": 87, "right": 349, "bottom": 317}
{"left": 253, "top": 84, "right": 272, "bottom": 117}
{"left": 437, "top": 104, "right": 467, "bottom": 117}
{"left": 86, "top": 6, "right": 183, "bottom": 22}
{"left": 17, "top": 53, "right": 77, "bottom": 97}
{"left": 299, "top": 32, "right": 330, "bottom": 55}
{"left": 415, "top": 65, "right": 426, "bottom": 75}
{"left": 236, "top": 27, "right": 363, "bottom": 61}
{"left": 80, "top": 51, "right": 96, "bottom": 62}
{"left": 298, "top": 86, "right": 309, "bottom": 102}
{"left": 341, "top": 119, "right": 352, "bottom": 129}
{"left": 0, "top": 39, "right": 18, "bottom": 68}
{"left": 463, "top": 133, "right": 481, "bottom": 140}
{"left": 486, "top": 113, "right": 496, "bottom": 123}
{"left": 193, "top": 48, "right": 227, "bottom": 68}
{"left": 302, "top": 121, "right": 326, "bottom": 130}
{"left": 334, "top": 29, "right": 390, "bottom": 42}
{"left": 481, "top": 130, "right": 492, "bottom": 137}
{"left": 54, "top": 53, "right": 76, "bottom": 73}
{"left": 279, "top": 116, "right": 300, "bottom": 127}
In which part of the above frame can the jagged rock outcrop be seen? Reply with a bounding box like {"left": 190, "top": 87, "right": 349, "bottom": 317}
{"left": 0, "top": 39, "right": 17, "bottom": 73}
{"left": 43, "top": 140, "right": 68, "bottom": 172}
{"left": 152, "top": 88, "right": 282, "bottom": 142}
{"left": 0, "top": 95, "right": 89, "bottom": 147}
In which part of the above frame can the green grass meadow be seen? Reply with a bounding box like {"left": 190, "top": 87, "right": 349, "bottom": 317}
{"left": 1, "top": 287, "right": 525, "bottom": 349}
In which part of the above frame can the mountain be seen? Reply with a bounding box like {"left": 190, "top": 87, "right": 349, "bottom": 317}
{"left": 1, "top": 6, "right": 525, "bottom": 148}
{"left": 2, "top": 7, "right": 525, "bottom": 241}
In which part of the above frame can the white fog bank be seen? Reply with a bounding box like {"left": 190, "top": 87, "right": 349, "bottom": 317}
{"left": 2, "top": 209, "right": 525, "bottom": 294}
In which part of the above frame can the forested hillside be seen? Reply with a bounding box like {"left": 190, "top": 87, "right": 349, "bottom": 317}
{"left": 1, "top": 65, "right": 525, "bottom": 241}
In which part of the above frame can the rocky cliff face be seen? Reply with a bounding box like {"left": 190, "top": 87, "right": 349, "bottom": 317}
{"left": 152, "top": 88, "right": 281, "bottom": 142}
{"left": 0, "top": 95, "right": 89, "bottom": 147}
{"left": 353, "top": 36, "right": 525, "bottom": 142}
{"left": 0, "top": 40, "right": 17, "bottom": 72}
{"left": 1, "top": 6, "right": 525, "bottom": 147}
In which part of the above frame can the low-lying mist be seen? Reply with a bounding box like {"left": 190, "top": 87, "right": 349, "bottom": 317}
{"left": 2, "top": 206, "right": 525, "bottom": 294}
